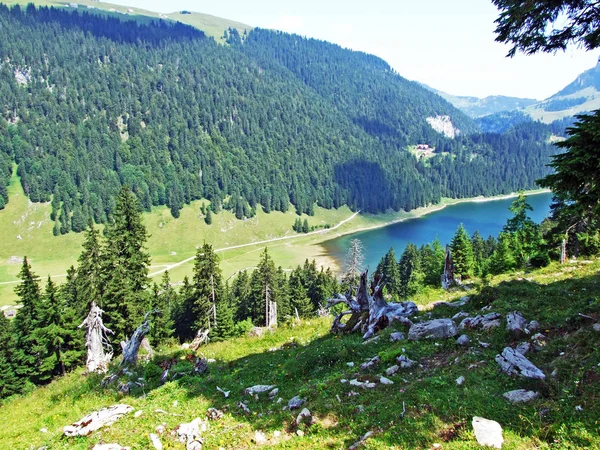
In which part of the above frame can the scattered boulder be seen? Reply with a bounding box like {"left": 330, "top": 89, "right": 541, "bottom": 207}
{"left": 175, "top": 418, "right": 206, "bottom": 450}
{"left": 495, "top": 347, "right": 545, "bottom": 380}
{"left": 380, "top": 376, "right": 394, "bottom": 385}
{"left": 506, "top": 312, "right": 528, "bottom": 338}
{"left": 389, "top": 332, "right": 405, "bottom": 342}
{"left": 594, "top": 323, "right": 600, "bottom": 333}
{"left": 528, "top": 320, "right": 540, "bottom": 332}
{"left": 360, "top": 356, "right": 381, "bottom": 371}
{"left": 149, "top": 433, "right": 163, "bottom": 450}
{"left": 503, "top": 389, "right": 539, "bottom": 404}
{"left": 64, "top": 404, "right": 134, "bottom": 437}
{"left": 349, "top": 379, "right": 377, "bottom": 389}
{"left": 459, "top": 313, "right": 502, "bottom": 331}
{"left": 253, "top": 431, "right": 267, "bottom": 445}
{"left": 408, "top": 318, "right": 458, "bottom": 341}
{"left": 456, "top": 334, "right": 471, "bottom": 346}
{"left": 296, "top": 408, "right": 313, "bottom": 426}
{"left": 288, "top": 396, "right": 306, "bottom": 410}
{"left": 472, "top": 416, "right": 503, "bottom": 449}
{"left": 346, "top": 362, "right": 355, "bottom": 367}
{"left": 452, "top": 311, "right": 470, "bottom": 322}
{"left": 268, "top": 388, "right": 279, "bottom": 399}
{"left": 385, "top": 365, "right": 399, "bottom": 376}
{"left": 206, "top": 408, "right": 223, "bottom": 420}
{"left": 531, "top": 333, "right": 548, "bottom": 351}
{"left": 396, "top": 355, "right": 416, "bottom": 369}
{"left": 245, "top": 385, "right": 276, "bottom": 396}
{"left": 456, "top": 376, "right": 465, "bottom": 386}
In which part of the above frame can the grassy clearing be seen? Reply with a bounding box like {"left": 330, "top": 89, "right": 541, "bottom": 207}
{"left": 2, "top": 260, "right": 599, "bottom": 449}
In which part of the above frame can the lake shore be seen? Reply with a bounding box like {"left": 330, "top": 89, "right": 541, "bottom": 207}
{"left": 311, "top": 188, "right": 552, "bottom": 273}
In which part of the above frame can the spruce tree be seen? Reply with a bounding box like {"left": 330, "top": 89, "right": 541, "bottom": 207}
{"left": 101, "top": 186, "right": 150, "bottom": 344}
{"left": 450, "top": 224, "right": 475, "bottom": 278}
{"left": 172, "top": 276, "right": 196, "bottom": 342}
{"left": 471, "top": 230, "right": 486, "bottom": 276}
{"left": 380, "top": 247, "right": 400, "bottom": 297}
{"left": 288, "top": 266, "right": 313, "bottom": 317}
{"left": 0, "top": 313, "right": 21, "bottom": 398}
{"left": 398, "top": 243, "right": 423, "bottom": 298}
{"left": 247, "top": 248, "right": 278, "bottom": 326}
{"left": 76, "top": 221, "right": 103, "bottom": 315}
{"left": 149, "top": 271, "right": 176, "bottom": 346}
{"left": 231, "top": 270, "right": 250, "bottom": 322}
{"left": 212, "top": 286, "right": 235, "bottom": 341}
{"left": 191, "top": 243, "right": 224, "bottom": 332}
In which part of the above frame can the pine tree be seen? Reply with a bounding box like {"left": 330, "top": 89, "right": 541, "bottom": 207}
{"left": 204, "top": 208, "right": 212, "bottom": 225}
{"left": 471, "top": 230, "right": 486, "bottom": 276}
{"left": 302, "top": 218, "right": 309, "bottom": 233}
{"left": 149, "top": 271, "right": 176, "bottom": 346}
{"left": 172, "top": 276, "right": 195, "bottom": 342}
{"left": 212, "top": 286, "right": 235, "bottom": 341}
{"left": 191, "top": 243, "right": 223, "bottom": 332}
{"left": 288, "top": 266, "right": 313, "bottom": 318}
{"left": 450, "top": 224, "right": 475, "bottom": 278}
{"left": 398, "top": 243, "right": 423, "bottom": 298}
{"left": 247, "top": 248, "right": 278, "bottom": 326}
{"left": 12, "top": 257, "right": 42, "bottom": 383}
{"left": 76, "top": 221, "right": 103, "bottom": 315}
{"left": 380, "top": 247, "right": 400, "bottom": 297}
{"left": 231, "top": 270, "right": 250, "bottom": 322}
{"left": 0, "top": 313, "right": 22, "bottom": 398}
{"left": 101, "top": 186, "right": 151, "bottom": 344}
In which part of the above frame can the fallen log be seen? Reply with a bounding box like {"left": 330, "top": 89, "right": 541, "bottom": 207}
{"left": 327, "top": 270, "right": 417, "bottom": 339}
{"left": 64, "top": 404, "right": 133, "bottom": 437}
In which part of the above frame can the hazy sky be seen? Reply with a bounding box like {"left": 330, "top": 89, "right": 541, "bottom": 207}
{"left": 109, "top": 0, "right": 598, "bottom": 100}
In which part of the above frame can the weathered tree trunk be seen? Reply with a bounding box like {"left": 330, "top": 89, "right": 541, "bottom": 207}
{"left": 79, "top": 302, "right": 114, "bottom": 373}
{"left": 120, "top": 310, "right": 155, "bottom": 368}
{"left": 327, "top": 270, "right": 417, "bottom": 339}
{"left": 189, "top": 329, "right": 210, "bottom": 351}
{"left": 441, "top": 246, "right": 459, "bottom": 289}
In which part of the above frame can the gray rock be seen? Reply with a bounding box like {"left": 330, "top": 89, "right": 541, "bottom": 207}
{"left": 460, "top": 313, "right": 502, "bottom": 331}
{"left": 268, "top": 388, "right": 279, "bottom": 399}
{"left": 528, "top": 320, "right": 540, "bottom": 332}
{"left": 385, "top": 365, "right": 399, "bottom": 376}
{"left": 503, "top": 389, "right": 539, "bottom": 403}
{"left": 456, "top": 376, "right": 465, "bottom": 386}
{"left": 296, "top": 408, "right": 313, "bottom": 426}
{"left": 396, "top": 355, "right": 416, "bottom": 369}
{"left": 253, "top": 431, "right": 267, "bottom": 445}
{"left": 349, "top": 379, "right": 376, "bottom": 389}
{"left": 456, "top": 334, "right": 471, "bottom": 346}
{"left": 360, "top": 355, "right": 381, "bottom": 371}
{"left": 593, "top": 323, "right": 600, "bottom": 333}
{"left": 472, "top": 416, "right": 504, "bottom": 449}
{"left": 506, "top": 312, "right": 528, "bottom": 338}
{"left": 531, "top": 333, "right": 547, "bottom": 351}
{"left": 495, "top": 347, "right": 545, "bottom": 380}
{"left": 380, "top": 376, "right": 394, "bottom": 385}
{"left": 408, "top": 318, "right": 458, "bottom": 341}
{"left": 149, "top": 433, "right": 163, "bottom": 450}
{"left": 245, "top": 384, "right": 276, "bottom": 396}
{"left": 389, "top": 332, "right": 406, "bottom": 342}
{"left": 287, "top": 396, "right": 305, "bottom": 410}
{"left": 452, "top": 311, "right": 470, "bottom": 322}
{"left": 515, "top": 342, "right": 531, "bottom": 355}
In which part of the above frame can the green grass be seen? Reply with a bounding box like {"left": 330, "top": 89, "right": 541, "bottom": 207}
{"left": 3, "top": 0, "right": 252, "bottom": 40}
{"left": 1, "top": 260, "right": 599, "bottom": 449}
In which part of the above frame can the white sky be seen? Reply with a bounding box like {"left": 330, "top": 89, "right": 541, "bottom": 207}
{"left": 109, "top": 0, "right": 598, "bottom": 100}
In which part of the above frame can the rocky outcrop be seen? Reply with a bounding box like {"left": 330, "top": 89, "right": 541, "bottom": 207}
{"left": 408, "top": 319, "right": 458, "bottom": 340}
{"left": 472, "top": 416, "right": 504, "bottom": 448}
{"left": 495, "top": 347, "right": 545, "bottom": 380}
{"left": 426, "top": 115, "right": 459, "bottom": 138}
{"left": 503, "top": 389, "right": 539, "bottom": 403}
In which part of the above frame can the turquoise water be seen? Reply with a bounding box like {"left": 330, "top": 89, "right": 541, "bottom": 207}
{"left": 322, "top": 192, "right": 554, "bottom": 271}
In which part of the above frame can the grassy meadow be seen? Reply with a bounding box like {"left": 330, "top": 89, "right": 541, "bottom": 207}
{"left": 1, "top": 259, "right": 599, "bottom": 449}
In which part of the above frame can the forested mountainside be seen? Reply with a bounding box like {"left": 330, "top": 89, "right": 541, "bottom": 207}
{"left": 0, "top": 5, "right": 556, "bottom": 232}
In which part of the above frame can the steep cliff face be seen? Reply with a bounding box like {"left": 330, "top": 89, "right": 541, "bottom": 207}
{"left": 426, "top": 115, "right": 459, "bottom": 138}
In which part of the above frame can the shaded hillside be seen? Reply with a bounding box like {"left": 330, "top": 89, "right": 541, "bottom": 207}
{"left": 0, "top": 4, "right": 557, "bottom": 231}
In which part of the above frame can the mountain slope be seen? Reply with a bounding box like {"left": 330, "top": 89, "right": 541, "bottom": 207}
{"left": 0, "top": 4, "right": 556, "bottom": 230}
{"left": 4, "top": 0, "right": 252, "bottom": 39}
{"left": 524, "top": 62, "right": 600, "bottom": 123}
{"left": 420, "top": 83, "right": 538, "bottom": 118}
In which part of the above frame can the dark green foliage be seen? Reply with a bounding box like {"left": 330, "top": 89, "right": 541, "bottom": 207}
{"left": 172, "top": 276, "right": 195, "bottom": 342}
{"left": 450, "top": 223, "right": 474, "bottom": 278}
{"left": 149, "top": 271, "right": 176, "bottom": 346}
{"left": 0, "top": 5, "right": 556, "bottom": 224}
{"left": 204, "top": 208, "right": 212, "bottom": 225}
{"left": 76, "top": 221, "right": 103, "bottom": 315}
{"left": 398, "top": 243, "right": 423, "bottom": 298}
{"left": 247, "top": 248, "right": 278, "bottom": 326}
{"left": 493, "top": 0, "right": 600, "bottom": 56}
{"left": 101, "top": 186, "right": 150, "bottom": 344}
{"left": 288, "top": 266, "right": 313, "bottom": 318}
{"left": 0, "top": 314, "right": 21, "bottom": 398}
{"left": 212, "top": 286, "right": 235, "bottom": 341}
{"left": 419, "top": 238, "right": 446, "bottom": 286}
{"left": 378, "top": 247, "right": 401, "bottom": 297}
{"left": 191, "top": 243, "right": 224, "bottom": 332}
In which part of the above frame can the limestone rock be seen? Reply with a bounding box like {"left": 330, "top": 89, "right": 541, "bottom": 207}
{"left": 380, "top": 376, "right": 394, "bottom": 385}
{"left": 452, "top": 311, "right": 470, "bottom": 322}
{"left": 506, "top": 312, "right": 528, "bottom": 338}
{"left": 349, "top": 379, "right": 377, "bottom": 389}
{"left": 385, "top": 365, "right": 399, "bottom": 376}
{"left": 528, "top": 320, "right": 540, "bottom": 332}
{"left": 503, "top": 389, "right": 539, "bottom": 403}
{"left": 472, "top": 416, "right": 503, "bottom": 448}
{"left": 360, "top": 356, "right": 381, "bottom": 371}
{"left": 495, "top": 347, "right": 545, "bottom": 380}
{"left": 245, "top": 385, "right": 276, "bottom": 396}
{"left": 149, "top": 433, "right": 163, "bottom": 450}
{"left": 408, "top": 318, "right": 458, "bottom": 341}
{"left": 296, "top": 408, "right": 313, "bottom": 426}
{"left": 396, "top": 355, "right": 416, "bottom": 369}
{"left": 64, "top": 404, "right": 134, "bottom": 437}
{"left": 176, "top": 418, "right": 206, "bottom": 450}
{"left": 456, "top": 376, "right": 465, "bottom": 386}
{"left": 460, "top": 313, "right": 502, "bottom": 331}
{"left": 515, "top": 342, "right": 531, "bottom": 355}
{"left": 288, "top": 396, "right": 305, "bottom": 410}
{"left": 389, "top": 332, "right": 405, "bottom": 342}
{"left": 456, "top": 334, "right": 471, "bottom": 346}
{"left": 253, "top": 431, "right": 267, "bottom": 445}
{"left": 268, "top": 388, "right": 279, "bottom": 399}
